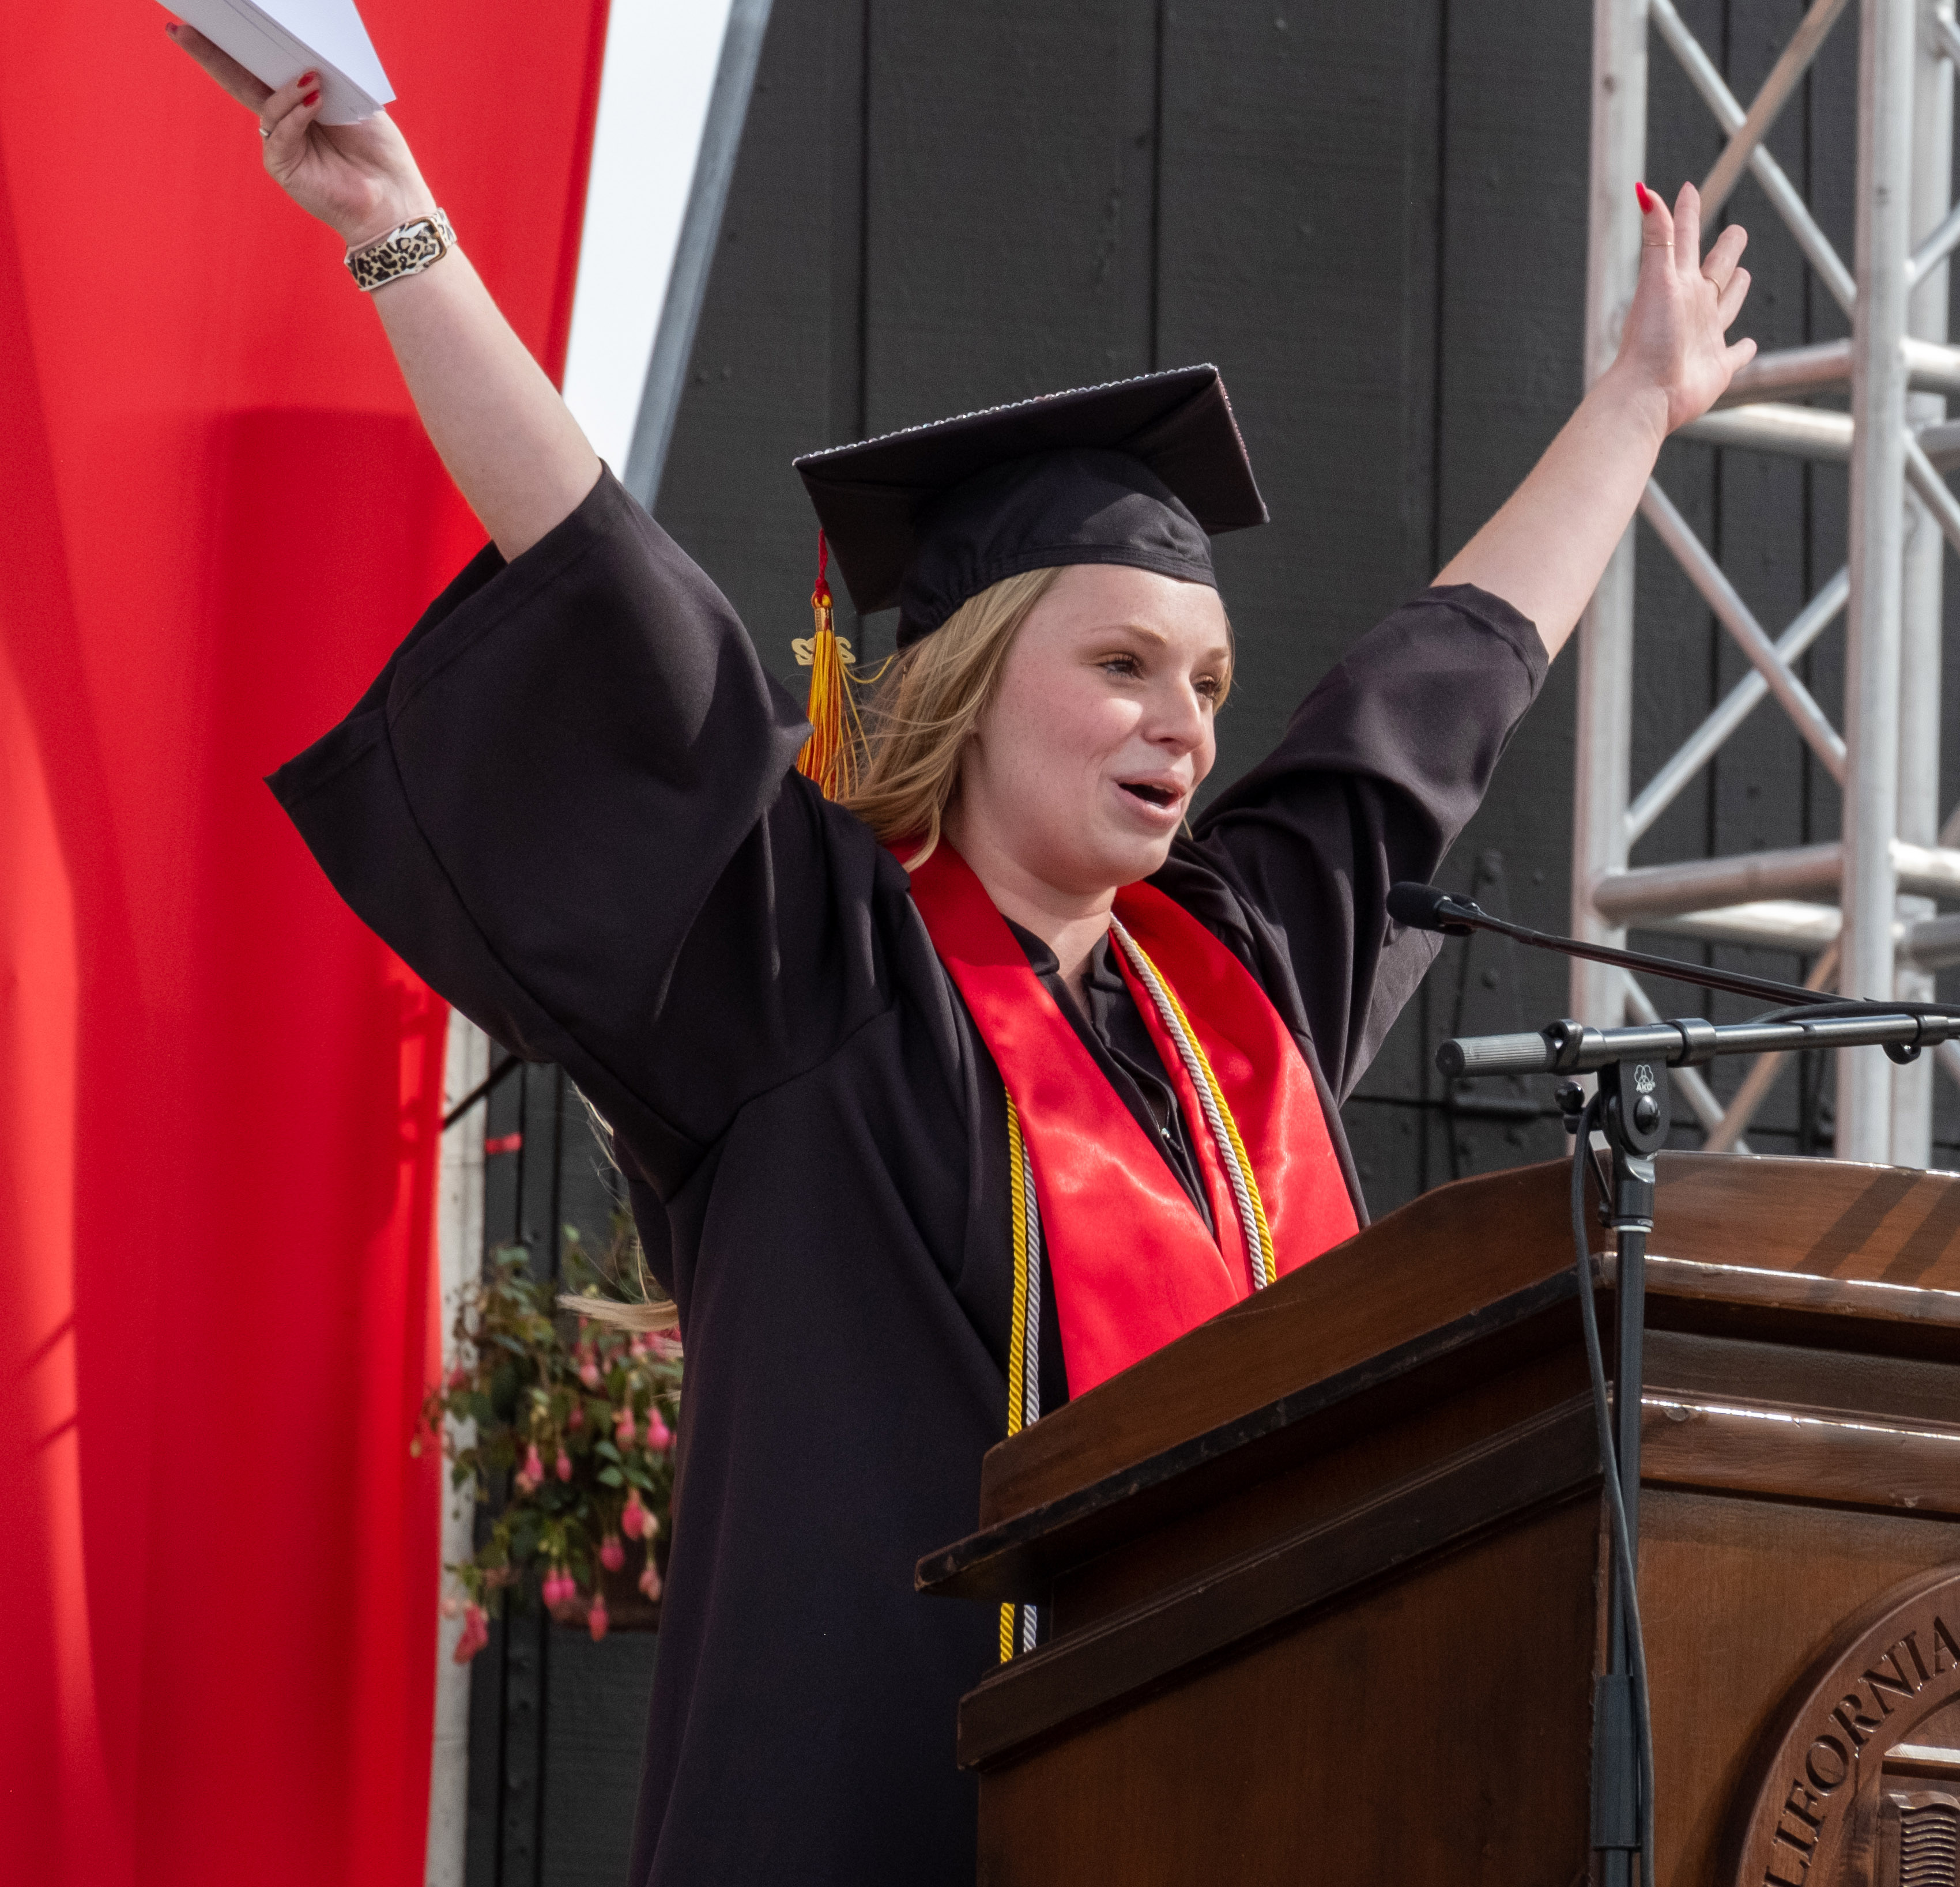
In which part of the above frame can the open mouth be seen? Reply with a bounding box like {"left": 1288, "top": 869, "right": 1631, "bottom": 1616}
{"left": 1120, "top": 781, "right": 1179, "bottom": 810}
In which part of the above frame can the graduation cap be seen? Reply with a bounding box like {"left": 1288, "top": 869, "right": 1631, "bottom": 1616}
{"left": 787, "top": 365, "right": 1267, "bottom": 799}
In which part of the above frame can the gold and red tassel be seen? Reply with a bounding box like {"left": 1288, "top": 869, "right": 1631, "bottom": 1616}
{"left": 793, "top": 530, "right": 864, "bottom": 801}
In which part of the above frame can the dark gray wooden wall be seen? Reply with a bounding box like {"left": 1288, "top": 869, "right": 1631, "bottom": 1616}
{"left": 655, "top": 0, "right": 1960, "bottom": 1211}
{"left": 465, "top": 1061, "right": 651, "bottom": 1887}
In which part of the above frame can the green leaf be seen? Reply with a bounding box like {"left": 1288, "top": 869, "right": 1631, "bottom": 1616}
{"left": 597, "top": 1466, "right": 624, "bottom": 1488}
{"left": 489, "top": 1363, "right": 520, "bottom": 1421}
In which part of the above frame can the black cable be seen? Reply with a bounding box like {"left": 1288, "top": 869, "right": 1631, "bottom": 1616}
{"left": 1747, "top": 997, "right": 1960, "bottom": 1026}
{"left": 441, "top": 1052, "right": 520, "bottom": 1131}
{"left": 1570, "top": 1095, "right": 1656, "bottom": 1877}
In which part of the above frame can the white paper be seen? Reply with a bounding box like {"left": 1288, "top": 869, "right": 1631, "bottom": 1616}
{"left": 163, "top": 0, "right": 394, "bottom": 124}
{"left": 560, "top": 0, "right": 734, "bottom": 475}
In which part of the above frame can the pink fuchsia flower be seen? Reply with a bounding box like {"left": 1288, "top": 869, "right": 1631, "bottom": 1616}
{"left": 646, "top": 1412, "right": 673, "bottom": 1451}
{"left": 515, "top": 1443, "right": 544, "bottom": 1494}
{"left": 440, "top": 1595, "right": 463, "bottom": 1621}
{"left": 453, "top": 1603, "right": 489, "bottom": 1663}
{"left": 541, "top": 1565, "right": 573, "bottom": 1609}
{"left": 588, "top": 1591, "right": 610, "bottom": 1641}
{"left": 578, "top": 1349, "right": 601, "bottom": 1390}
{"left": 638, "top": 1561, "right": 662, "bottom": 1603}
{"left": 598, "top": 1534, "right": 625, "bottom": 1573}
{"left": 446, "top": 1364, "right": 471, "bottom": 1392}
{"left": 620, "top": 1489, "right": 647, "bottom": 1539}
{"left": 555, "top": 1448, "right": 572, "bottom": 1482}
{"left": 566, "top": 1403, "right": 585, "bottom": 1432}
{"left": 614, "top": 1406, "right": 637, "bottom": 1447}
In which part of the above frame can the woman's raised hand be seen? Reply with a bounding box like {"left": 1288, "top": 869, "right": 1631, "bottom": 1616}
{"left": 163, "top": 20, "right": 598, "bottom": 558}
{"left": 1611, "top": 180, "right": 1758, "bottom": 435}
{"left": 164, "top": 23, "right": 435, "bottom": 248}
{"left": 1433, "top": 180, "right": 1759, "bottom": 657}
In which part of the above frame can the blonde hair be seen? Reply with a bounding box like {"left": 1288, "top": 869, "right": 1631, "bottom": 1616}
{"left": 841, "top": 564, "right": 1234, "bottom": 864}
{"left": 840, "top": 567, "right": 1067, "bottom": 863}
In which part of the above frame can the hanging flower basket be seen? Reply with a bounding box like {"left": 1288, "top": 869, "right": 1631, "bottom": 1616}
{"left": 417, "top": 1224, "right": 681, "bottom": 1655}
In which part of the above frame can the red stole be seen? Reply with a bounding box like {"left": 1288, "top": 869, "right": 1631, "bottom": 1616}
{"left": 907, "top": 842, "right": 1359, "bottom": 1394}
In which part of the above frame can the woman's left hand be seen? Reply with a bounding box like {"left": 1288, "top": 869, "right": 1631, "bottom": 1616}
{"left": 1434, "top": 179, "right": 1758, "bottom": 656}
{"left": 1610, "top": 180, "right": 1758, "bottom": 436}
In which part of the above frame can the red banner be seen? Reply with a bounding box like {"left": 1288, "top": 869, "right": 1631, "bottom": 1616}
{"left": 0, "top": 5, "right": 606, "bottom": 1880}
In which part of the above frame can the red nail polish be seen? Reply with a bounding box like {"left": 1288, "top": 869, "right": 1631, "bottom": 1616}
{"left": 1635, "top": 181, "right": 1654, "bottom": 213}
{"left": 302, "top": 90, "right": 321, "bottom": 106}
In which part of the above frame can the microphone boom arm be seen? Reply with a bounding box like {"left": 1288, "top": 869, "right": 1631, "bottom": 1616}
{"left": 1438, "top": 1009, "right": 1958, "bottom": 1080}
{"left": 1387, "top": 882, "right": 1833, "bottom": 1012}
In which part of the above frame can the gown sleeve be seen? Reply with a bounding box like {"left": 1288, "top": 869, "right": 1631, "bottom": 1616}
{"left": 1184, "top": 582, "right": 1547, "bottom": 1103}
{"left": 267, "top": 468, "right": 895, "bottom": 1200}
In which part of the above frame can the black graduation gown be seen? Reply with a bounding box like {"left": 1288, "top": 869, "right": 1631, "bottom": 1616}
{"left": 267, "top": 468, "right": 1545, "bottom": 1886}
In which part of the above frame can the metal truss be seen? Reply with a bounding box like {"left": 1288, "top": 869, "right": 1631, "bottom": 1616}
{"left": 1575, "top": 0, "right": 1960, "bottom": 1164}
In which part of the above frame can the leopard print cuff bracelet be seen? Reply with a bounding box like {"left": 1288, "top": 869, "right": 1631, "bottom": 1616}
{"left": 345, "top": 210, "right": 456, "bottom": 293}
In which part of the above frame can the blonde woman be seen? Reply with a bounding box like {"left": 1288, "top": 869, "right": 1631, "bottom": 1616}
{"left": 169, "top": 27, "right": 1754, "bottom": 1886}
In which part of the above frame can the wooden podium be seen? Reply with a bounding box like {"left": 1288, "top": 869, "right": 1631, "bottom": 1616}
{"left": 919, "top": 1153, "right": 1960, "bottom": 1886}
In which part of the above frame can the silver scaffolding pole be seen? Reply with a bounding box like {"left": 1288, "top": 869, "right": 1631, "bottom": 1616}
{"left": 1575, "top": 0, "right": 1960, "bottom": 1166}
{"left": 1895, "top": 1, "right": 1955, "bottom": 1160}
{"left": 1571, "top": 0, "right": 1648, "bottom": 1033}
{"left": 1841, "top": 0, "right": 1913, "bottom": 1160}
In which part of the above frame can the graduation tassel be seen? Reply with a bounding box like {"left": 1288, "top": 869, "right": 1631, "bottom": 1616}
{"left": 793, "top": 531, "right": 864, "bottom": 801}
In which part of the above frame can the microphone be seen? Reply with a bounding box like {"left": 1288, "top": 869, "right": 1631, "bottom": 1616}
{"left": 1385, "top": 881, "right": 1477, "bottom": 936}
{"left": 1385, "top": 881, "right": 1834, "bottom": 1011}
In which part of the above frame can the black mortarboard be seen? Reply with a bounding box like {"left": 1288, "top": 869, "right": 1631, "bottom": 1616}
{"left": 794, "top": 365, "right": 1268, "bottom": 647}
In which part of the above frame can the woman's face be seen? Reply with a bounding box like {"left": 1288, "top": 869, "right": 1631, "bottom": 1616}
{"left": 953, "top": 563, "right": 1232, "bottom": 899}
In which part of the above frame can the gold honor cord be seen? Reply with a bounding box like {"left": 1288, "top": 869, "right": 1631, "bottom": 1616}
{"left": 1110, "top": 921, "right": 1277, "bottom": 1291}
{"left": 994, "top": 925, "right": 1277, "bottom": 1663}
{"left": 999, "top": 1096, "right": 1042, "bottom": 1663}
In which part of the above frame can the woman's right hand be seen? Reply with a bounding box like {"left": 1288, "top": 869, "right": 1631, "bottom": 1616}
{"left": 164, "top": 20, "right": 603, "bottom": 558}
{"left": 165, "top": 24, "right": 436, "bottom": 248}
